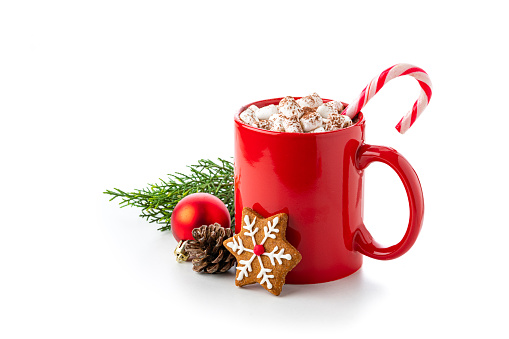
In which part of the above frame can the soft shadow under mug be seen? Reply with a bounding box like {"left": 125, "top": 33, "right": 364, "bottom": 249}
{"left": 234, "top": 98, "right": 424, "bottom": 284}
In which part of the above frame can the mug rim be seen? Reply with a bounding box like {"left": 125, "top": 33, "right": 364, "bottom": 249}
{"left": 235, "top": 97, "right": 364, "bottom": 136}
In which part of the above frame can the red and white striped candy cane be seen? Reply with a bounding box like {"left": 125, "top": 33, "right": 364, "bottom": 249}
{"left": 342, "top": 63, "right": 433, "bottom": 134}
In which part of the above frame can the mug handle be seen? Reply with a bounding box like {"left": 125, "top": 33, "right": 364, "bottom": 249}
{"left": 353, "top": 144, "right": 424, "bottom": 260}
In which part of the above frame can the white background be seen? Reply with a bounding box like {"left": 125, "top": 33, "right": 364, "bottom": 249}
{"left": 1, "top": 1, "right": 508, "bottom": 338}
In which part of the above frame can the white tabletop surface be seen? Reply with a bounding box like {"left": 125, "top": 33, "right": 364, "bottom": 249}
{"left": 1, "top": 1, "right": 507, "bottom": 338}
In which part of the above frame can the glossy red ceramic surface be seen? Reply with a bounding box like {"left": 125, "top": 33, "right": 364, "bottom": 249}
{"left": 234, "top": 98, "right": 424, "bottom": 284}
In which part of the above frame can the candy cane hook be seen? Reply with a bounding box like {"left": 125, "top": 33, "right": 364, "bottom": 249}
{"left": 342, "top": 63, "right": 433, "bottom": 134}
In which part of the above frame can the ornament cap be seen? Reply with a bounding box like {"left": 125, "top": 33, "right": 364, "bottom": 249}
{"left": 174, "top": 240, "right": 190, "bottom": 263}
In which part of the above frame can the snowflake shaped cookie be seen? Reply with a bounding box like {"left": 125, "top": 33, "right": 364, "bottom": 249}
{"left": 223, "top": 208, "right": 301, "bottom": 296}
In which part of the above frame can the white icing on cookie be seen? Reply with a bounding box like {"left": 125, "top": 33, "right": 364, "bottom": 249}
{"left": 237, "top": 255, "right": 256, "bottom": 280}
{"left": 261, "top": 217, "right": 279, "bottom": 245}
{"left": 256, "top": 256, "right": 274, "bottom": 289}
{"left": 243, "top": 215, "right": 258, "bottom": 245}
{"left": 227, "top": 237, "right": 253, "bottom": 255}
{"left": 263, "top": 246, "right": 292, "bottom": 265}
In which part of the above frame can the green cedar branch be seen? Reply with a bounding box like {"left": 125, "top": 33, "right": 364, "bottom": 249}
{"left": 104, "top": 158, "right": 234, "bottom": 232}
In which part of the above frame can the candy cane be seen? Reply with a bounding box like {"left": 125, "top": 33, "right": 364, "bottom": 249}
{"left": 342, "top": 63, "right": 433, "bottom": 134}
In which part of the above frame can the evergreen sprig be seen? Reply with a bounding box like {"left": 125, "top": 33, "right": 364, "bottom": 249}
{"left": 104, "top": 158, "right": 234, "bottom": 232}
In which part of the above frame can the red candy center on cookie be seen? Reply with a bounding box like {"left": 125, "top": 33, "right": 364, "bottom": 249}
{"left": 253, "top": 244, "right": 265, "bottom": 256}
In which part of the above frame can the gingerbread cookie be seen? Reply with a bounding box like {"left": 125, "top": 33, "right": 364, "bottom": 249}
{"left": 223, "top": 208, "right": 301, "bottom": 296}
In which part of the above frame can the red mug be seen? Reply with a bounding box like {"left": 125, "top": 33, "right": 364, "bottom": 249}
{"left": 234, "top": 97, "right": 424, "bottom": 284}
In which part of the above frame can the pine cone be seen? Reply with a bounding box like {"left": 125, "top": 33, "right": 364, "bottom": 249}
{"left": 185, "top": 223, "right": 236, "bottom": 273}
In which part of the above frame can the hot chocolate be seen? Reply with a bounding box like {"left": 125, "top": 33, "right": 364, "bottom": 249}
{"left": 239, "top": 93, "right": 352, "bottom": 133}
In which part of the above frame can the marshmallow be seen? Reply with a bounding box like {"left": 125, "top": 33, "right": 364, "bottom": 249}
{"left": 316, "top": 104, "right": 335, "bottom": 119}
{"left": 316, "top": 100, "right": 344, "bottom": 119}
{"left": 324, "top": 121, "right": 336, "bottom": 131}
{"left": 270, "top": 122, "right": 285, "bottom": 132}
{"left": 269, "top": 112, "right": 283, "bottom": 123}
{"left": 278, "top": 96, "right": 304, "bottom": 119}
{"left": 255, "top": 120, "right": 273, "bottom": 130}
{"left": 310, "top": 126, "right": 325, "bottom": 133}
{"left": 239, "top": 105, "right": 260, "bottom": 126}
{"left": 297, "top": 92, "right": 323, "bottom": 108}
{"left": 281, "top": 116, "right": 303, "bottom": 133}
{"left": 324, "top": 112, "right": 353, "bottom": 131}
{"left": 245, "top": 105, "right": 259, "bottom": 113}
{"left": 300, "top": 110, "right": 323, "bottom": 132}
{"left": 255, "top": 104, "right": 278, "bottom": 120}
{"left": 269, "top": 113, "right": 285, "bottom": 132}
{"left": 330, "top": 100, "right": 345, "bottom": 113}
{"left": 342, "top": 116, "right": 353, "bottom": 128}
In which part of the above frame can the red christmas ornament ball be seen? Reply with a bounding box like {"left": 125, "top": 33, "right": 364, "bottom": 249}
{"left": 171, "top": 193, "right": 231, "bottom": 242}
